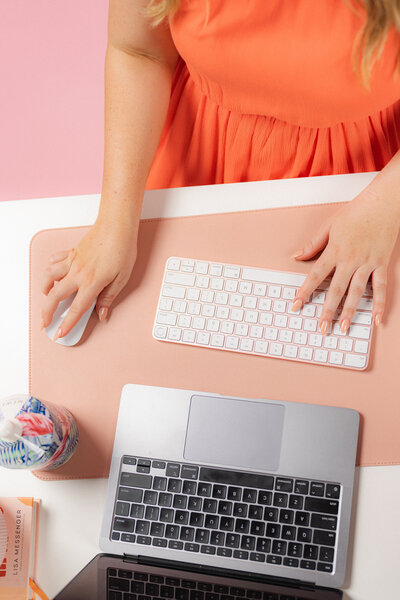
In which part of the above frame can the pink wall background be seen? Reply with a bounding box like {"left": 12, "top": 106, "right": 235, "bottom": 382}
{"left": 0, "top": 1, "right": 108, "bottom": 201}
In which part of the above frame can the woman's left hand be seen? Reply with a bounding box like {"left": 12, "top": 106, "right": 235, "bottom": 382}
{"left": 291, "top": 189, "right": 400, "bottom": 334}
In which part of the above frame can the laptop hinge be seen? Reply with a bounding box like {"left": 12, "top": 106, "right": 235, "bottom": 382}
{"left": 128, "top": 555, "right": 316, "bottom": 592}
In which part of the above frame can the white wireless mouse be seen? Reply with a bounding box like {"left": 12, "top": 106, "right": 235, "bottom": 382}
{"left": 45, "top": 294, "right": 96, "bottom": 346}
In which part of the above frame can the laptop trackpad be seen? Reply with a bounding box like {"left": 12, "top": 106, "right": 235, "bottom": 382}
{"left": 184, "top": 395, "right": 285, "bottom": 472}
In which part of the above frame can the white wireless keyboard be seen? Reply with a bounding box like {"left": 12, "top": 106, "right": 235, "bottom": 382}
{"left": 153, "top": 257, "right": 374, "bottom": 370}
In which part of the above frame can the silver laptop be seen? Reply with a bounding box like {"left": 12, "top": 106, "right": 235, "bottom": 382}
{"left": 99, "top": 384, "right": 359, "bottom": 596}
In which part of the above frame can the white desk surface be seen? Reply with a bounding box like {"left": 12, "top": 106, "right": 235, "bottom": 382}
{"left": 1, "top": 173, "right": 399, "bottom": 600}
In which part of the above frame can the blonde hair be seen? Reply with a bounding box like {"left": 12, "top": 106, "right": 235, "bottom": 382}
{"left": 146, "top": 0, "right": 400, "bottom": 87}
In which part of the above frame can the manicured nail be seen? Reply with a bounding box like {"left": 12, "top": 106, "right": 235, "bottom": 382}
{"left": 320, "top": 320, "right": 329, "bottom": 335}
{"left": 291, "top": 299, "right": 302, "bottom": 312}
{"left": 290, "top": 249, "right": 303, "bottom": 259}
{"left": 375, "top": 313, "right": 381, "bottom": 326}
{"left": 340, "top": 319, "right": 349, "bottom": 333}
{"left": 98, "top": 307, "right": 108, "bottom": 322}
{"left": 54, "top": 327, "right": 62, "bottom": 341}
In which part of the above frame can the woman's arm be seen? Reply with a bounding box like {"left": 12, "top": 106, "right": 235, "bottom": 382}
{"left": 41, "top": 0, "right": 179, "bottom": 338}
{"left": 292, "top": 150, "right": 400, "bottom": 332}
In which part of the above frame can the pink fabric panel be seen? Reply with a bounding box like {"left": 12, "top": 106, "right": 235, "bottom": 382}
{"left": 0, "top": 1, "right": 108, "bottom": 201}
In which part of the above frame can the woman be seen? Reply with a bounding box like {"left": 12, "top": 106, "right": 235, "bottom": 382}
{"left": 41, "top": 0, "right": 400, "bottom": 340}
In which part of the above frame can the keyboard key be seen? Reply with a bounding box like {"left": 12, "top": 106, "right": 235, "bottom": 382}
{"left": 266, "top": 555, "right": 282, "bottom": 565}
{"left": 173, "top": 495, "right": 188, "bottom": 509}
{"left": 218, "top": 500, "right": 233, "bottom": 515}
{"left": 220, "top": 516, "right": 234, "bottom": 530}
{"left": 250, "top": 552, "right": 265, "bottom": 562}
{"left": 180, "top": 527, "right": 195, "bottom": 541}
{"left": 137, "top": 535, "right": 151, "bottom": 545}
{"left": 153, "top": 477, "right": 167, "bottom": 491}
{"left": 297, "top": 528, "right": 312, "bottom": 542}
{"left": 283, "top": 557, "right": 299, "bottom": 568}
{"left": 205, "top": 514, "right": 219, "bottom": 529}
{"left": 168, "top": 479, "right": 182, "bottom": 493}
{"left": 295, "top": 481, "right": 310, "bottom": 494}
{"left": 300, "top": 560, "right": 316, "bottom": 570}
{"left": 288, "top": 495, "right": 303, "bottom": 510}
{"left": 136, "top": 520, "right": 150, "bottom": 535}
{"left": 317, "top": 562, "right": 333, "bottom": 572}
{"left": 272, "top": 540, "right": 287, "bottom": 555}
{"left": 175, "top": 511, "right": 189, "bottom": 525}
{"left": 111, "top": 531, "right": 120, "bottom": 541}
{"left": 235, "top": 519, "right": 250, "bottom": 534}
{"left": 160, "top": 508, "right": 174, "bottom": 522}
{"left": 344, "top": 353, "right": 367, "bottom": 369}
{"left": 212, "top": 484, "right": 227, "bottom": 499}
{"left": 250, "top": 521, "right": 265, "bottom": 536}
{"left": 273, "top": 493, "right": 288, "bottom": 507}
{"left": 288, "top": 542, "right": 302, "bottom": 557}
{"left": 304, "top": 497, "right": 339, "bottom": 515}
{"left": 109, "top": 578, "right": 130, "bottom": 592}
{"left": 233, "top": 550, "right": 249, "bottom": 560}
{"left": 183, "top": 481, "right": 197, "bottom": 495}
{"left": 295, "top": 512, "right": 309, "bottom": 526}
{"left": 116, "top": 502, "right": 130, "bottom": 517}
{"left": 226, "top": 533, "right": 240, "bottom": 548}
{"left": 210, "top": 531, "right": 225, "bottom": 546}
{"left": 319, "top": 546, "right": 335, "bottom": 562}
{"left": 195, "top": 529, "right": 210, "bottom": 544}
{"left": 200, "top": 468, "right": 274, "bottom": 490}
{"left": 130, "top": 504, "right": 144, "bottom": 518}
{"left": 264, "top": 507, "right": 279, "bottom": 522}
{"left": 113, "top": 517, "right": 135, "bottom": 533}
{"left": 241, "top": 535, "right": 256, "bottom": 550}
{"left": 311, "top": 514, "right": 337, "bottom": 530}
{"left": 303, "top": 544, "right": 318, "bottom": 560}
{"left": 266, "top": 523, "right": 281, "bottom": 538}
{"left": 201, "top": 545, "right": 216, "bottom": 555}
{"left": 233, "top": 503, "right": 248, "bottom": 517}
{"left": 275, "top": 478, "right": 293, "bottom": 492}
{"left": 150, "top": 522, "right": 165, "bottom": 537}
{"left": 248, "top": 505, "right": 263, "bottom": 520}
{"left": 310, "top": 482, "right": 325, "bottom": 497}
{"left": 279, "top": 509, "right": 294, "bottom": 524}
{"left": 181, "top": 465, "right": 199, "bottom": 480}
{"left": 256, "top": 538, "right": 271, "bottom": 553}
{"left": 190, "top": 513, "right": 204, "bottom": 527}
{"left": 325, "top": 484, "right": 341, "bottom": 499}
{"left": 313, "top": 530, "right": 336, "bottom": 546}
{"left": 204, "top": 499, "right": 217, "bottom": 513}
{"left": 165, "top": 524, "right": 179, "bottom": 539}
{"left": 198, "top": 483, "right": 212, "bottom": 497}
{"left": 145, "top": 506, "right": 159, "bottom": 520}
{"left": 123, "top": 456, "right": 137, "bottom": 466}
{"left": 281, "top": 525, "right": 296, "bottom": 540}
{"left": 168, "top": 540, "right": 184, "bottom": 550}
{"left": 158, "top": 493, "right": 173, "bottom": 507}
{"left": 120, "top": 472, "right": 152, "bottom": 489}
{"left": 144, "top": 490, "right": 158, "bottom": 504}
{"left": 188, "top": 496, "right": 203, "bottom": 511}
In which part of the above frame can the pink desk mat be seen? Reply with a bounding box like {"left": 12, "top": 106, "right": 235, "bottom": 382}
{"left": 29, "top": 204, "right": 400, "bottom": 480}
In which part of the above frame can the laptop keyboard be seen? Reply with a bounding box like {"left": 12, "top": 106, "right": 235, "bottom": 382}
{"left": 110, "top": 458, "right": 340, "bottom": 574}
{"left": 107, "top": 569, "right": 311, "bottom": 600}
{"left": 153, "top": 257, "right": 373, "bottom": 370}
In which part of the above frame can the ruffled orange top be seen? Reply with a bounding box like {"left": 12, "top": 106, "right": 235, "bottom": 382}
{"left": 146, "top": 0, "right": 400, "bottom": 189}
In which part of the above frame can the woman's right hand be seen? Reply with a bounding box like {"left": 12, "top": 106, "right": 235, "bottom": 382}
{"left": 41, "top": 216, "right": 139, "bottom": 340}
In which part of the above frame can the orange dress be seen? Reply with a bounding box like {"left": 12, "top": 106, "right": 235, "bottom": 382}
{"left": 146, "top": 0, "right": 400, "bottom": 189}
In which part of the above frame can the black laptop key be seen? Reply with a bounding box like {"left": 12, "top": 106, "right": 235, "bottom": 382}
{"left": 266, "top": 555, "right": 282, "bottom": 565}
{"left": 226, "top": 533, "right": 240, "bottom": 548}
{"left": 118, "top": 487, "right": 143, "bottom": 503}
{"left": 264, "top": 507, "right": 278, "bottom": 522}
{"left": 310, "top": 482, "right": 325, "bottom": 497}
{"left": 188, "top": 496, "right": 203, "bottom": 511}
{"left": 205, "top": 514, "right": 219, "bottom": 529}
{"left": 153, "top": 477, "right": 167, "bottom": 491}
{"left": 272, "top": 540, "right": 286, "bottom": 555}
{"left": 168, "top": 479, "right": 182, "bottom": 493}
{"left": 227, "top": 486, "right": 242, "bottom": 501}
{"left": 181, "top": 465, "right": 199, "bottom": 480}
{"left": 175, "top": 510, "right": 189, "bottom": 525}
{"left": 195, "top": 529, "right": 210, "bottom": 543}
{"left": 217, "top": 548, "right": 232, "bottom": 557}
{"left": 173, "top": 495, "right": 188, "bottom": 509}
{"left": 249, "top": 552, "right": 265, "bottom": 562}
{"left": 283, "top": 557, "right": 299, "bottom": 568}
{"left": 250, "top": 521, "right": 265, "bottom": 536}
{"left": 166, "top": 524, "right": 179, "bottom": 539}
{"left": 200, "top": 468, "right": 274, "bottom": 490}
{"left": 138, "top": 459, "right": 151, "bottom": 467}
{"left": 180, "top": 527, "right": 195, "bottom": 541}
{"left": 150, "top": 575, "right": 164, "bottom": 583}
{"left": 279, "top": 509, "right": 294, "bottom": 524}
{"left": 304, "top": 497, "right": 339, "bottom": 515}
{"left": 161, "top": 585, "right": 176, "bottom": 597}
{"left": 152, "top": 460, "right": 166, "bottom": 469}
{"left": 183, "top": 481, "right": 197, "bottom": 495}
{"left": 160, "top": 508, "right": 174, "bottom": 522}
{"left": 317, "top": 562, "right": 333, "bottom": 572}
{"left": 325, "top": 484, "right": 341, "bottom": 499}
{"left": 300, "top": 560, "right": 316, "bottom": 570}
{"left": 205, "top": 593, "right": 218, "bottom": 600}
{"left": 146, "top": 584, "right": 160, "bottom": 596}
{"left": 220, "top": 516, "right": 234, "bottom": 531}
{"left": 246, "top": 590, "right": 261, "bottom": 598}
{"left": 110, "top": 578, "right": 130, "bottom": 592}
{"left": 176, "top": 589, "right": 190, "bottom": 600}
{"left": 281, "top": 526, "right": 296, "bottom": 540}
{"left": 123, "top": 456, "right": 137, "bottom": 466}
{"left": 288, "top": 495, "right": 303, "bottom": 510}
{"left": 137, "top": 465, "right": 150, "bottom": 474}
{"left": 273, "top": 493, "right": 288, "bottom": 508}
{"left": 241, "top": 535, "right": 255, "bottom": 551}
{"left": 166, "top": 463, "right": 180, "bottom": 477}
{"left": 168, "top": 540, "right": 183, "bottom": 550}
{"left": 242, "top": 488, "right": 257, "bottom": 503}
{"left": 210, "top": 531, "right": 225, "bottom": 546}
{"left": 233, "top": 550, "right": 249, "bottom": 560}
{"left": 108, "top": 568, "right": 117, "bottom": 577}
{"left": 190, "top": 512, "right": 204, "bottom": 527}
{"left": 311, "top": 514, "right": 337, "bottom": 531}
{"left": 248, "top": 505, "right": 263, "bottom": 520}
{"left": 313, "top": 530, "right": 336, "bottom": 546}
{"left": 137, "top": 535, "right": 152, "bottom": 545}
{"left": 303, "top": 544, "right": 318, "bottom": 560}
{"left": 201, "top": 545, "right": 216, "bottom": 555}
{"left": 150, "top": 522, "right": 165, "bottom": 537}
{"left": 218, "top": 500, "right": 233, "bottom": 515}
{"left": 108, "top": 592, "right": 122, "bottom": 600}
{"left": 145, "top": 505, "right": 159, "bottom": 520}
{"left": 212, "top": 484, "right": 227, "bottom": 499}
{"left": 288, "top": 542, "right": 302, "bottom": 557}
{"left": 136, "top": 520, "right": 150, "bottom": 535}
{"left": 230, "top": 588, "right": 245, "bottom": 596}
{"left": 198, "top": 583, "right": 212, "bottom": 592}
{"left": 185, "top": 542, "right": 200, "bottom": 553}
{"left": 152, "top": 537, "right": 167, "bottom": 547}
{"left": 204, "top": 499, "right": 217, "bottom": 513}
{"left": 297, "top": 528, "right": 312, "bottom": 542}
{"left": 121, "top": 533, "right": 136, "bottom": 543}
{"left": 256, "top": 538, "right": 271, "bottom": 553}
{"left": 258, "top": 491, "right": 272, "bottom": 505}
{"left": 165, "top": 577, "right": 179, "bottom": 586}
{"left": 294, "top": 480, "right": 309, "bottom": 495}
{"left": 319, "top": 546, "right": 335, "bottom": 562}
{"left": 159, "top": 493, "right": 173, "bottom": 507}
{"left": 233, "top": 503, "right": 248, "bottom": 517}
{"left": 190, "top": 590, "right": 204, "bottom": 600}
{"left": 275, "top": 478, "right": 293, "bottom": 493}
{"left": 235, "top": 519, "right": 250, "bottom": 534}
{"left": 113, "top": 517, "right": 135, "bottom": 533}
{"left": 265, "top": 523, "right": 280, "bottom": 538}
{"left": 116, "top": 502, "right": 130, "bottom": 517}
{"left": 181, "top": 581, "right": 196, "bottom": 589}
{"left": 198, "top": 483, "right": 212, "bottom": 497}
{"left": 131, "top": 582, "right": 145, "bottom": 594}
{"left": 111, "top": 531, "right": 120, "bottom": 541}
{"left": 214, "top": 585, "right": 229, "bottom": 594}
{"left": 295, "top": 511, "right": 309, "bottom": 526}
{"left": 121, "top": 472, "right": 152, "bottom": 489}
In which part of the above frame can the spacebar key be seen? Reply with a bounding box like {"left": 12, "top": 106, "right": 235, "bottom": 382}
{"left": 199, "top": 467, "right": 273, "bottom": 490}
{"left": 120, "top": 472, "right": 152, "bottom": 488}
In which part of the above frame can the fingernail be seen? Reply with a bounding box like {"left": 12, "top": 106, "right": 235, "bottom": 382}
{"left": 320, "top": 320, "right": 329, "bottom": 335}
{"left": 375, "top": 313, "right": 381, "bottom": 326}
{"left": 290, "top": 249, "right": 303, "bottom": 259}
{"left": 340, "top": 319, "right": 349, "bottom": 333}
{"left": 54, "top": 327, "right": 62, "bottom": 341}
{"left": 98, "top": 307, "right": 108, "bottom": 322}
{"left": 291, "top": 299, "right": 302, "bottom": 311}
